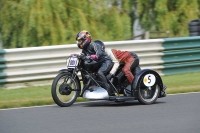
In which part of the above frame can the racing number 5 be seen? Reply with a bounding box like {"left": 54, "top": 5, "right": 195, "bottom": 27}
{"left": 143, "top": 74, "right": 156, "bottom": 87}
{"left": 148, "top": 75, "right": 151, "bottom": 83}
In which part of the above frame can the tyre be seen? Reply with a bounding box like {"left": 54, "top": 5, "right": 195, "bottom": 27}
{"left": 188, "top": 19, "right": 200, "bottom": 26}
{"left": 189, "top": 32, "right": 200, "bottom": 36}
{"left": 137, "top": 74, "right": 160, "bottom": 105}
{"left": 189, "top": 26, "right": 200, "bottom": 32}
{"left": 51, "top": 72, "right": 81, "bottom": 107}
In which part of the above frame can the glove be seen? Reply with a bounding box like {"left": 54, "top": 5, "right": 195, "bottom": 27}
{"left": 79, "top": 53, "right": 86, "bottom": 59}
{"left": 106, "top": 74, "right": 113, "bottom": 80}
{"left": 90, "top": 54, "right": 98, "bottom": 60}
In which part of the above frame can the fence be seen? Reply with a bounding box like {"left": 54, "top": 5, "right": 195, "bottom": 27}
{"left": 0, "top": 36, "right": 200, "bottom": 89}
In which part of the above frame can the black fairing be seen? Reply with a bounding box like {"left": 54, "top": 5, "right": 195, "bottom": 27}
{"left": 131, "top": 69, "right": 164, "bottom": 97}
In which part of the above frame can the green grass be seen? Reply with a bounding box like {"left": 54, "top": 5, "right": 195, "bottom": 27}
{"left": 162, "top": 72, "right": 200, "bottom": 94}
{"left": 0, "top": 72, "right": 200, "bottom": 109}
{"left": 0, "top": 86, "right": 87, "bottom": 109}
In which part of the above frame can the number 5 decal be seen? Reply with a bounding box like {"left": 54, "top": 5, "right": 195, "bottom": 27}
{"left": 148, "top": 75, "right": 151, "bottom": 83}
{"left": 143, "top": 74, "right": 156, "bottom": 87}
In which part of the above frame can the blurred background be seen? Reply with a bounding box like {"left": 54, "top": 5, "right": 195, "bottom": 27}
{"left": 1, "top": 0, "right": 200, "bottom": 49}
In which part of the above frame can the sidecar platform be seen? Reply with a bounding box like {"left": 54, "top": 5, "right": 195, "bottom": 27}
{"left": 82, "top": 86, "right": 135, "bottom": 102}
{"left": 109, "top": 96, "right": 135, "bottom": 102}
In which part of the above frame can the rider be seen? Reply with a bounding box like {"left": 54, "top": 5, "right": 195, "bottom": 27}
{"left": 106, "top": 48, "right": 141, "bottom": 83}
{"left": 76, "top": 30, "right": 113, "bottom": 95}
{"left": 106, "top": 48, "right": 167, "bottom": 94}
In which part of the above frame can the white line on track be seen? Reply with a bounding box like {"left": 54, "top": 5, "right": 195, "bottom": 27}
{"left": 0, "top": 92, "right": 200, "bottom": 111}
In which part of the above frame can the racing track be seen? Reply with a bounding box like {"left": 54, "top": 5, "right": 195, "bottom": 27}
{"left": 0, "top": 92, "right": 200, "bottom": 133}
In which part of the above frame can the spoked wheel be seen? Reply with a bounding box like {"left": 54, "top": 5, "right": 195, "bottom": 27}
{"left": 137, "top": 75, "right": 160, "bottom": 105}
{"left": 51, "top": 72, "right": 81, "bottom": 107}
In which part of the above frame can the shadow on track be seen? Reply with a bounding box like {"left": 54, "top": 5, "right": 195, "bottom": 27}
{"left": 71, "top": 100, "right": 166, "bottom": 107}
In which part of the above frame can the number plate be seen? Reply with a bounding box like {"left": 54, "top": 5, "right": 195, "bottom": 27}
{"left": 67, "top": 57, "right": 79, "bottom": 68}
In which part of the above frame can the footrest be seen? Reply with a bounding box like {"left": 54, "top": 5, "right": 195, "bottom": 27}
{"left": 109, "top": 96, "right": 135, "bottom": 102}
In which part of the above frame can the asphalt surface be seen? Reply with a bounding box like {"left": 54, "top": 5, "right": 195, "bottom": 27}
{"left": 0, "top": 92, "right": 200, "bottom": 133}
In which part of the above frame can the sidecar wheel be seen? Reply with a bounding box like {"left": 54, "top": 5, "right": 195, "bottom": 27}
{"left": 137, "top": 82, "right": 160, "bottom": 105}
{"left": 51, "top": 72, "right": 80, "bottom": 107}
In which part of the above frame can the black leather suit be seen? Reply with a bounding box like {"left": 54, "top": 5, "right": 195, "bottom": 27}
{"left": 82, "top": 40, "right": 112, "bottom": 90}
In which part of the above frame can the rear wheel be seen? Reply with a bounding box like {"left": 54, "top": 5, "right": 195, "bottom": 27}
{"left": 51, "top": 72, "right": 81, "bottom": 107}
{"left": 137, "top": 75, "right": 160, "bottom": 105}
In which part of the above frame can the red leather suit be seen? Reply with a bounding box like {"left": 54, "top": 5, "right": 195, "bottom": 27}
{"left": 112, "top": 49, "right": 135, "bottom": 83}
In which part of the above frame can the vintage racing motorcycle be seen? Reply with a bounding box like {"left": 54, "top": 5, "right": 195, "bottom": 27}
{"left": 51, "top": 54, "right": 167, "bottom": 107}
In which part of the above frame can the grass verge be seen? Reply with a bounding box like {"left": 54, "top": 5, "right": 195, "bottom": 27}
{"left": 0, "top": 72, "right": 200, "bottom": 109}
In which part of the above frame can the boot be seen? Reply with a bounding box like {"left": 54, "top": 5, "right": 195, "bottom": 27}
{"left": 161, "top": 84, "right": 167, "bottom": 97}
{"left": 103, "top": 83, "right": 115, "bottom": 96}
{"left": 163, "top": 85, "right": 167, "bottom": 90}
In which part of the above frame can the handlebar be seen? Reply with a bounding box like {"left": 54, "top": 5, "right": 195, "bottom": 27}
{"left": 69, "top": 53, "right": 90, "bottom": 60}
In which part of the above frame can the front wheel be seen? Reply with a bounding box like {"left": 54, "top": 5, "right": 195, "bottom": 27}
{"left": 51, "top": 72, "right": 81, "bottom": 107}
{"left": 137, "top": 83, "right": 160, "bottom": 105}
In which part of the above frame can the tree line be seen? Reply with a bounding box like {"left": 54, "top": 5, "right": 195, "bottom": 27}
{"left": 0, "top": 0, "right": 199, "bottom": 48}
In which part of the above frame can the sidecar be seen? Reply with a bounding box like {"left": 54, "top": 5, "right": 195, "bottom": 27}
{"left": 82, "top": 68, "right": 166, "bottom": 105}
